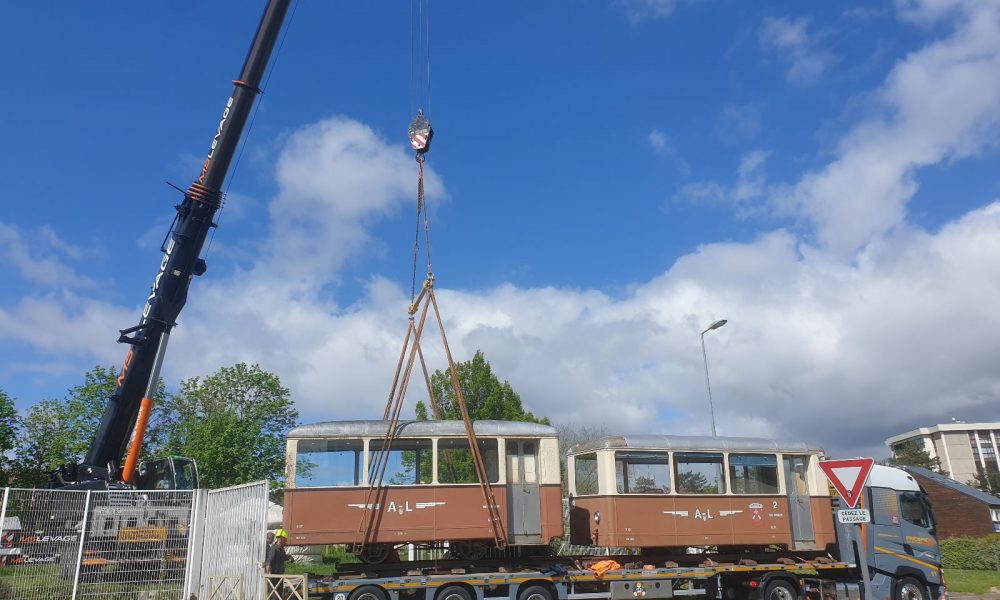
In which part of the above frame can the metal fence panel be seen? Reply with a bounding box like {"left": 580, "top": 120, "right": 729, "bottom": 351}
{"left": 0, "top": 488, "right": 87, "bottom": 600}
{"left": 0, "top": 487, "right": 196, "bottom": 600}
{"left": 200, "top": 481, "right": 269, "bottom": 600}
{"left": 75, "top": 489, "right": 195, "bottom": 599}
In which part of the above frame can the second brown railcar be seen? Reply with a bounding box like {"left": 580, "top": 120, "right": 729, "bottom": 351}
{"left": 567, "top": 435, "right": 836, "bottom": 551}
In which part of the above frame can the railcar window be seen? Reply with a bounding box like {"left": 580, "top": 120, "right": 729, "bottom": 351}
{"left": 295, "top": 439, "right": 363, "bottom": 487}
{"left": 370, "top": 438, "right": 433, "bottom": 485}
{"left": 521, "top": 442, "right": 538, "bottom": 484}
{"left": 899, "top": 492, "right": 930, "bottom": 528}
{"left": 729, "top": 454, "right": 779, "bottom": 494}
{"left": 615, "top": 451, "right": 670, "bottom": 494}
{"left": 438, "top": 438, "right": 500, "bottom": 484}
{"left": 674, "top": 452, "right": 726, "bottom": 494}
{"left": 872, "top": 487, "right": 900, "bottom": 526}
{"left": 574, "top": 453, "right": 599, "bottom": 496}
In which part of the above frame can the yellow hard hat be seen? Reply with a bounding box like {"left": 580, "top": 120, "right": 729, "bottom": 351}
{"left": 274, "top": 529, "right": 288, "bottom": 539}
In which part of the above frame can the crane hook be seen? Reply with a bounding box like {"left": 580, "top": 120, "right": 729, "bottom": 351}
{"left": 408, "top": 109, "right": 433, "bottom": 156}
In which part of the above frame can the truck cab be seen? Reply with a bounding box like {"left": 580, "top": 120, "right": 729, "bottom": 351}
{"left": 840, "top": 465, "right": 944, "bottom": 600}
{"left": 136, "top": 457, "right": 199, "bottom": 491}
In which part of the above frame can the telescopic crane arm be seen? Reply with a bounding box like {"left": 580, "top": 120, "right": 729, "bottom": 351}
{"left": 55, "top": 0, "right": 292, "bottom": 488}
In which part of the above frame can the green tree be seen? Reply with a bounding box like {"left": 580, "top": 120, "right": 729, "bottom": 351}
{"left": 13, "top": 366, "right": 124, "bottom": 486}
{"left": 886, "top": 443, "right": 946, "bottom": 474}
{"left": 14, "top": 399, "right": 67, "bottom": 486}
{"left": 0, "top": 389, "right": 20, "bottom": 485}
{"left": 163, "top": 363, "right": 298, "bottom": 488}
{"left": 419, "top": 351, "right": 548, "bottom": 424}
{"left": 393, "top": 351, "right": 548, "bottom": 484}
{"left": 61, "top": 365, "right": 119, "bottom": 460}
{"left": 968, "top": 469, "right": 1000, "bottom": 494}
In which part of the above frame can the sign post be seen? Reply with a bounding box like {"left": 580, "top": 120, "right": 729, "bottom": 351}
{"left": 819, "top": 458, "right": 876, "bottom": 600}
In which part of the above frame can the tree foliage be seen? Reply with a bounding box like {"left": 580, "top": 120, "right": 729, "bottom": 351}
{"left": 886, "top": 443, "right": 946, "bottom": 474}
{"left": 0, "top": 389, "right": 19, "bottom": 485}
{"left": 394, "top": 351, "right": 548, "bottom": 485}
{"left": 12, "top": 362, "right": 296, "bottom": 489}
{"left": 555, "top": 421, "right": 609, "bottom": 494}
{"left": 418, "top": 351, "right": 548, "bottom": 424}
{"left": 969, "top": 469, "right": 1000, "bottom": 495}
{"left": 61, "top": 365, "right": 119, "bottom": 461}
{"left": 12, "top": 366, "right": 120, "bottom": 486}
{"left": 15, "top": 399, "right": 68, "bottom": 486}
{"left": 161, "top": 363, "right": 298, "bottom": 488}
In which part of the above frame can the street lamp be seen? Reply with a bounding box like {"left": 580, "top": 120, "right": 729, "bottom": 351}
{"left": 700, "top": 319, "right": 727, "bottom": 436}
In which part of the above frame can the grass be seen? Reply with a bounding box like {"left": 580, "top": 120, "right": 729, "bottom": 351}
{"left": 945, "top": 569, "right": 1000, "bottom": 595}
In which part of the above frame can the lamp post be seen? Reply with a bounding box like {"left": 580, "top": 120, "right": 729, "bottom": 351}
{"left": 700, "top": 319, "right": 727, "bottom": 436}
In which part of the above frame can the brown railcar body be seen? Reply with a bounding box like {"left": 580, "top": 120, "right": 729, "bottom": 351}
{"left": 570, "top": 495, "right": 835, "bottom": 549}
{"left": 285, "top": 484, "right": 563, "bottom": 546}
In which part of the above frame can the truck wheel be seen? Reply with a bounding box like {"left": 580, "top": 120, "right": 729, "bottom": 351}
{"left": 519, "top": 584, "right": 554, "bottom": 600}
{"left": 896, "top": 578, "right": 928, "bottom": 600}
{"left": 350, "top": 585, "right": 389, "bottom": 600}
{"left": 438, "top": 585, "right": 474, "bottom": 600}
{"left": 763, "top": 580, "right": 798, "bottom": 600}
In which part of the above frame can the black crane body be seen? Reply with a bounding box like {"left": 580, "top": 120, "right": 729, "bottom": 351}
{"left": 54, "top": 0, "right": 292, "bottom": 490}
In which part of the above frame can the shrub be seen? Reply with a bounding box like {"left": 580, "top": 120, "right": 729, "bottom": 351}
{"left": 941, "top": 535, "right": 1000, "bottom": 571}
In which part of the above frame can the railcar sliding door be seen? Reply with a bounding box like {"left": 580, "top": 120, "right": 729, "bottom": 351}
{"left": 506, "top": 440, "right": 542, "bottom": 544}
{"left": 783, "top": 455, "right": 815, "bottom": 545}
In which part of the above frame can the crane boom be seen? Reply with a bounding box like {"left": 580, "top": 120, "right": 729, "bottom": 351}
{"left": 55, "top": 0, "right": 292, "bottom": 488}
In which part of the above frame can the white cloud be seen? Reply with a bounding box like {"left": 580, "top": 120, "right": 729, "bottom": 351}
{"left": 675, "top": 150, "right": 768, "bottom": 212}
{"left": 163, "top": 200, "right": 1000, "bottom": 458}
{"left": 0, "top": 222, "right": 94, "bottom": 288}
{"left": 0, "top": 293, "right": 134, "bottom": 364}
{"left": 615, "top": 0, "right": 702, "bottom": 25}
{"left": 260, "top": 117, "right": 444, "bottom": 287}
{"left": 770, "top": 0, "right": 1000, "bottom": 254}
{"left": 648, "top": 129, "right": 668, "bottom": 150}
{"left": 758, "top": 17, "right": 838, "bottom": 84}
{"left": 718, "top": 103, "right": 763, "bottom": 140}
{"left": 648, "top": 129, "right": 691, "bottom": 175}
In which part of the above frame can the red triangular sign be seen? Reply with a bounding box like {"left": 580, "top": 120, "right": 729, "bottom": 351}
{"left": 819, "top": 458, "right": 875, "bottom": 509}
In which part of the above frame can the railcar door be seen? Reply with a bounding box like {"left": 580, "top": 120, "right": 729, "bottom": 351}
{"left": 506, "top": 440, "right": 542, "bottom": 544}
{"left": 783, "top": 455, "right": 815, "bottom": 544}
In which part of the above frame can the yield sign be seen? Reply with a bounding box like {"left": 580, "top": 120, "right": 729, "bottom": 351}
{"left": 819, "top": 458, "right": 875, "bottom": 509}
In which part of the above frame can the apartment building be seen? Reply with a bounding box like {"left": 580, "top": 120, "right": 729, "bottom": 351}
{"left": 885, "top": 422, "right": 1000, "bottom": 484}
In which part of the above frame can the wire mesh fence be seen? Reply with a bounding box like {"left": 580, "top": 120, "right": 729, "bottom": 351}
{"left": 0, "top": 487, "right": 196, "bottom": 600}
{"left": 0, "top": 487, "right": 87, "bottom": 600}
{"left": 75, "top": 489, "right": 194, "bottom": 599}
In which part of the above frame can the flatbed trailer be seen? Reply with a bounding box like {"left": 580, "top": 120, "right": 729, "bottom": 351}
{"left": 307, "top": 559, "right": 865, "bottom": 600}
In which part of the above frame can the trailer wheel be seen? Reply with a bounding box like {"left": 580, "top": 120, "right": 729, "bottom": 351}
{"left": 350, "top": 585, "right": 389, "bottom": 600}
{"left": 896, "top": 578, "right": 928, "bottom": 600}
{"left": 519, "top": 584, "right": 554, "bottom": 600}
{"left": 763, "top": 579, "right": 798, "bottom": 600}
{"left": 438, "top": 585, "right": 474, "bottom": 600}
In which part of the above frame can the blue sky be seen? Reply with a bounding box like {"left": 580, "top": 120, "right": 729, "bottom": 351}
{"left": 2, "top": 0, "right": 999, "bottom": 458}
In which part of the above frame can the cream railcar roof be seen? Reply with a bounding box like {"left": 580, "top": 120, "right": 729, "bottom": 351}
{"left": 569, "top": 434, "right": 823, "bottom": 455}
{"left": 289, "top": 419, "right": 558, "bottom": 439}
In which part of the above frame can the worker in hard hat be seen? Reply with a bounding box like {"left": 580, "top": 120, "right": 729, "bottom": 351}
{"left": 265, "top": 529, "right": 288, "bottom": 574}
{"left": 265, "top": 529, "right": 290, "bottom": 599}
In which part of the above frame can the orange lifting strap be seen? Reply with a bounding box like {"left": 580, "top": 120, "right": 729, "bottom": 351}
{"left": 354, "top": 107, "right": 506, "bottom": 554}
{"left": 355, "top": 276, "right": 508, "bottom": 553}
